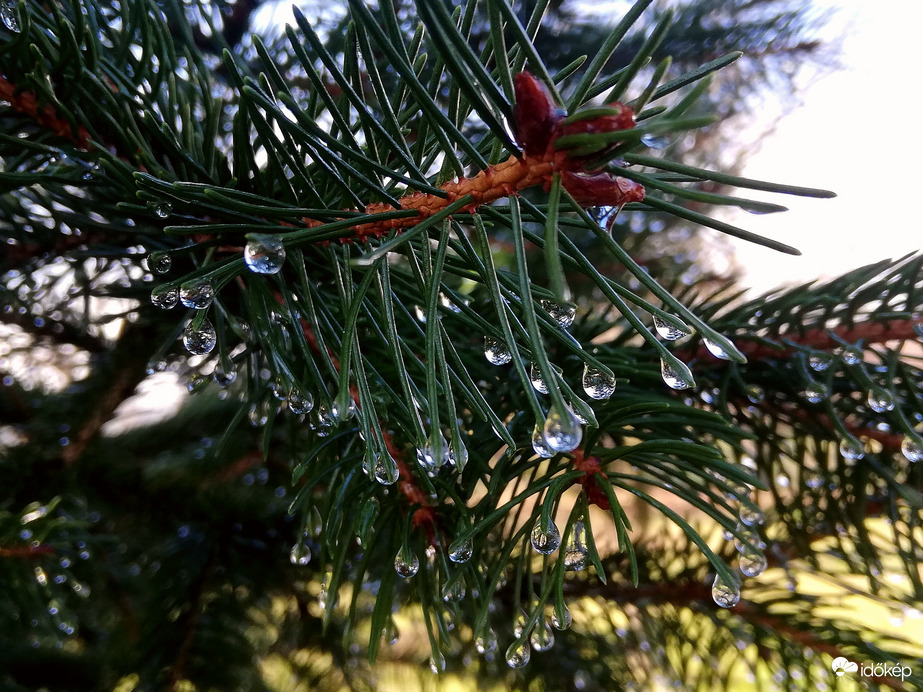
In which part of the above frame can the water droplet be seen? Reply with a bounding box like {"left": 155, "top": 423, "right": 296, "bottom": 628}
{"left": 288, "top": 388, "right": 314, "bottom": 415}
{"left": 841, "top": 346, "right": 862, "bottom": 365}
{"left": 394, "top": 546, "right": 419, "bottom": 578}
{"left": 505, "top": 640, "right": 531, "bottom": 668}
{"left": 712, "top": 574, "right": 740, "bottom": 608}
{"left": 182, "top": 319, "right": 216, "bottom": 355}
{"left": 703, "top": 337, "right": 732, "bottom": 360}
{"left": 154, "top": 202, "right": 172, "bottom": 219}
{"left": 540, "top": 299, "right": 576, "bottom": 329}
{"left": 483, "top": 335, "right": 512, "bottom": 365}
{"left": 742, "top": 384, "right": 764, "bottom": 404}
{"left": 447, "top": 437, "right": 468, "bottom": 471}
{"left": 808, "top": 354, "right": 833, "bottom": 372}
{"left": 739, "top": 550, "right": 767, "bottom": 577}
{"left": 733, "top": 523, "right": 763, "bottom": 553}
{"left": 660, "top": 358, "right": 693, "bottom": 390}
{"left": 373, "top": 454, "right": 399, "bottom": 485}
{"left": 244, "top": 234, "right": 286, "bottom": 274}
{"left": 416, "top": 432, "right": 450, "bottom": 473}
{"left": 582, "top": 364, "right": 616, "bottom": 400}
{"left": 901, "top": 436, "right": 923, "bottom": 463}
{"left": 429, "top": 653, "right": 446, "bottom": 674}
{"left": 563, "top": 520, "right": 587, "bottom": 571}
{"left": 179, "top": 280, "right": 214, "bottom": 309}
{"left": 532, "top": 424, "right": 554, "bottom": 458}
{"left": 529, "top": 362, "right": 549, "bottom": 394}
{"left": 413, "top": 305, "right": 427, "bottom": 323}
{"left": 653, "top": 314, "right": 691, "bottom": 341}
{"left": 213, "top": 364, "right": 236, "bottom": 387}
{"left": 330, "top": 396, "right": 356, "bottom": 422}
{"left": 1, "top": 2, "right": 19, "bottom": 32}
{"left": 802, "top": 382, "right": 828, "bottom": 403}
{"left": 530, "top": 516, "right": 561, "bottom": 554}
{"left": 148, "top": 252, "right": 172, "bottom": 274}
{"left": 640, "top": 133, "right": 670, "bottom": 149}
{"left": 550, "top": 604, "right": 572, "bottom": 630}
{"left": 442, "top": 579, "right": 466, "bottom": 603}
{"left": 738, "top": 503, "right": 765, "bottom": 527}
{"left": 310, "top": 405, "right": 334, "bottom": 436}
{"left": 839, "top": 438, "right": 865, "bottom": 461}
{"left": 289, "top": 541, "right": 311, "bottom": 565}
{"left": 475, "top": 629, "right": 498, "bottom": 654}
{"left": 542, "top": 405, "right": 582, "bottom": 453}
{"left": 151, "top": 285, "right": 178, "bottom": 309}
{"left": 867, "top": 389, "right": 895, "bottom": 413}
{"left": 530, "top": 621, "right": 555, "bottom": 651}
{"left": 449, "top": 537, "right": 473, "bottom": 564}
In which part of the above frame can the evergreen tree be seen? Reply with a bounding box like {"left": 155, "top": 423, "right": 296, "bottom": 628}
{"left": 1, "top": 1, "right": 920, "bottom": 690}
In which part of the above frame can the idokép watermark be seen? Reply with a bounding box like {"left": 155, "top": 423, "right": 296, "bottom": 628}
{"left": 831, "top": 656, "right": 912, "bottom": 681}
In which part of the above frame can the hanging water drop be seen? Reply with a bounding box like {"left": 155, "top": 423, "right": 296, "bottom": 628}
{"left": 148, "top": 252, "right": 172, "bottom": 274}
{"left": 244, "top": 234, "right": 286, "bottom": 274}
{"left": 182, "top": 319, "right": 216, "bottom": 355}
{"left": 738, "top": 502, "right": 765, "bottom": 527}
{"left": 703, "top": 337, "right": 733, "bottom": 360}
{"left": 529, "top": 362, "right": 549, "bottom": 394}
{"left": 563, "top": 520, "right": 588, "bottom": 571}
{"left": 802, "top": 382, "right": 828, "bottom": 403}
{"left": 839, "top": 438, "right": 865, "bottom": 461}
{"left": 582, "top": 364, "right": 616, "bottom": 400}
{"left": 373, "top": 454, "right": 399, "bottom": 485}
{"left": 505, "top": 640, "right": 531, "bottom": 668}
{"left": 475, "top": 629, "right": 498, "bottom": 655}
{"left": 153, "top": 202, "right": 172, "bottom": 219}
{"left": 310, "top": 406, "right": 335, "bottom": 437}
{"left": 394, "top": 546, "right": 419, "bottom": 578}
{"left": 483, "top": 335, "right": 512, "bottom": 365}
{"left": 442, "top": 579, "right": 466, "bottom": 603}
{"left": 1, "top": 2, "right": 20, "bottom": 32}
{"left": 640, "top": 133, "right": 670, "bottom": 149}
{"left": 448, "top": 537, "right": 473, "bottom": 564}
{"left": 288, "top": 388, "right": 314, "bottom": 415}
{"left": 289, "top": 540, "right": 311, "bottom": 566}
{"left": 416, "top": 432, "right": 450, "bottom": 473}
{"left": 179, "top": 280, "right": 214, "bottom": 309}
{"left": 530, "top": 621, "right": 555, "bottom": 652}
{"left": 739, "top": 549, "right": 768, "bottom": 578}
{"left": 653, "top": 314, "right": 691, "bottom": 341}
{"left": 540, "top": 299, "right": 576, "bottom": 329}
{"left": 532, "top": 424, "right": 554, "bottom": 458}
{"left": 530, "top": 516, "right": 561, "bottom": 554}
{"left": 867, "top": 388, "right": 895, "bottom": 413}
{"left": 660, "top": 358, "right": 693, "bottom": 390}
{"left": 150, "top": 285, "right": 179, "bottom": 310}
{"left": 447, "top": 436, "right": 469, "bottom": 471}
{"left": 744, "top": 384, "right": 765, "bottom": 404}
{"left": 734, "top": 523, "right": 763, "bottom": 553}
{"left": 711, "top": 573, "right": 741, "bottom": 608}
{"left": 551, "top": 604, "right": 572, "bottom": 630}
{"left": 841, "top": 346, "right": 862, "bottom": 365}
{"left": 429, "top": 653, "right": 446, "bottom": 674}
{"left": 542, "top": 404, "right": 582, "bottom": 453}
{"left": 901, "top": 436, "right": 923, "bottom": 463}
{"left": 808, "top": 353, "right": 833, "bottom": 372}
{"left": 213, "top": 364, "right": 236, "bottom": 387}
{"left": 330, "top": 395, "right": 356, "bottom": 422}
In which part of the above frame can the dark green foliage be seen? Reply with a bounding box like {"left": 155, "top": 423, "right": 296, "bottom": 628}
{"left": 1, "top": 1, "right": 920, "bottom": 690}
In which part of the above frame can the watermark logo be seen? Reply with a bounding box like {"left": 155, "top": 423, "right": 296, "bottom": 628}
{"left": 831, "top": 657, "right": 858, "bottom": 677}
{"left": 831, "top": 656, "right": 912, "bottom": 681}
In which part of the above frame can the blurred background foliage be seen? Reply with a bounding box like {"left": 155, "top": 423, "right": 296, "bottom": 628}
{"left": 2, "top": 1, "right": 921, "bottom": 691}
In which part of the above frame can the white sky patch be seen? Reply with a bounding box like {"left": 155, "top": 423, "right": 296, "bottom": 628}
{"left": 728, "top": 0, "right": 923, "bottom": 294}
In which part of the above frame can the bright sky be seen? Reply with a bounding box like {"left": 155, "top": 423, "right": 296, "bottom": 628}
{"left": 730, "top": 0, "right": 923, "bottom": 294}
